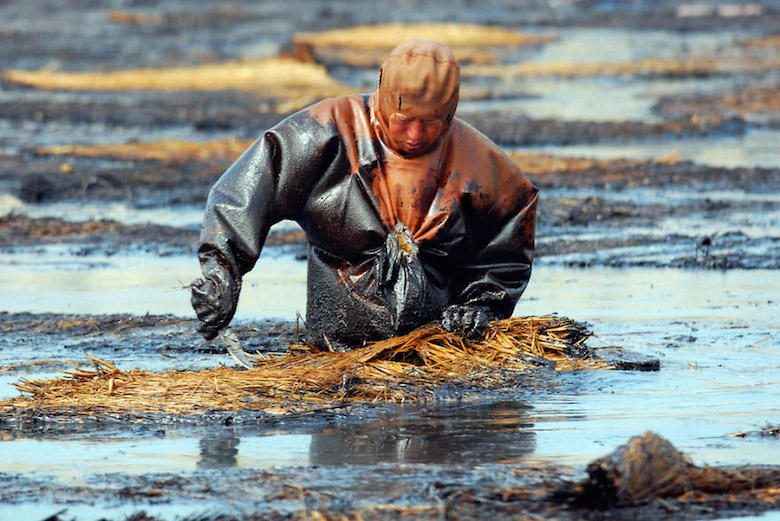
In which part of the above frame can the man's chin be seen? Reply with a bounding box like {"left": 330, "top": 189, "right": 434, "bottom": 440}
{"left": 400, "top": 143, "right": 430, "bottom": 157}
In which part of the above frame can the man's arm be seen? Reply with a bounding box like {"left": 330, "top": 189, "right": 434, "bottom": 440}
{"left": 191, "top": 112, "right": 333, "bottom": 339}
{"left": 445, "top": 184, "right": 538, "bottom": 338}
{"left": 190, "top": 136, "right": 276, "bottom": 339}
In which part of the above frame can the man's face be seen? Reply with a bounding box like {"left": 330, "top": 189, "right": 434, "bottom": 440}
{"left": 387, "top": 112, "right": 444, "bottom": 157}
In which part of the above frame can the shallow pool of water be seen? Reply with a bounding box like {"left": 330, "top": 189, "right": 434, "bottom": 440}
{"left": 0, "top": 433, "right": 313, "bottom": 479}
{"left": 0, "top": 198, "right": 206, "bottom": 228}
{"left": 0, "top": 248, "right": 305, "bottom": 317}
{"left": 524, "top": 128, "right": 780, "bottom": 169}
{"left": 1, "top": 247, "right": 777, "bottom": 473}
{"left": 459, "top": 75, "right": 740, "bottom": 123}
{"left": 0, "top": 501, "right": 238, "bottom": 521}
{"left": 530, "top": 27, "right": 748, "bottom": 65}
{"left": 458, "top": 26, "right": 758, "bottom": 123}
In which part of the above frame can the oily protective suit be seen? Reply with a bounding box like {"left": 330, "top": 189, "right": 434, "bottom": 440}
{"left": 191, "top": 40, "right": 538, "bottom": 350}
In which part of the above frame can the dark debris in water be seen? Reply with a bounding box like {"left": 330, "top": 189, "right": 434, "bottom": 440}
{"left": 0, "top": 213, "right": 308, "bottom": 258}
{"left": 590, "top": 348, "right": 660, "bottom": 371}
{"left": 526, "top": 160, "right": 779, "bottom": 192}
{"left": 729, "top": 425, "right": 780, "bottom": 438}
{"left": 2, "top": 432, "right": 778, "bottom": 521}
{"left": 654, "top": 86, "right": 780, "bottom": 130}
{"left": 0, "top": 312, "right": 301, "bottom": 357}
{"left": 2, "top": 159, "right": 778, "bottom": 269}
{"left": 465, "top": 112, "right": 750, "bottom": 148}
{"left": 0, "top": 213, "right": 197, "bottom": 254}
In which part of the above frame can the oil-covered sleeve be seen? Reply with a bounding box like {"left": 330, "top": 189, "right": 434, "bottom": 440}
{"left": 196, "top": 109, "right": 337, "bottom": 297}
{"left": 454, "top": 177, "right": 539, "bottom": 318}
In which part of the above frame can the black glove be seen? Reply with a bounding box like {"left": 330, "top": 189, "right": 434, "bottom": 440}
{"left": 441, "top": 304, "right": 492, "bottom": 340}
{"left": 190, "top": 270, "right": 239, "bottom": 341}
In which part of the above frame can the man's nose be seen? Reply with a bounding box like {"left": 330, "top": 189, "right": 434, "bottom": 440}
{"left": 407, "top": 120, "right": 424, "bottom": 140}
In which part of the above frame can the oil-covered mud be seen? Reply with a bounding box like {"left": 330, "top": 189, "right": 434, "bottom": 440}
{"left": 2, "top": 463, "right": 778, "bottom": 521}
{"left": 1, "top": 0, "right": 779, "bottom": 519}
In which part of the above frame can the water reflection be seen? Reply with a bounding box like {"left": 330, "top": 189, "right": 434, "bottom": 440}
{"left": 197, "top": 431, "right": 240, "bottom": 469}
{"left": 309, "top": 401, "right": 535, "bottom": 466}
{"left": 190, "top": 402, "right": 536, "bottom": 469}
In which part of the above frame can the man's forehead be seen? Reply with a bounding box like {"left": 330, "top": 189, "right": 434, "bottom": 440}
{"left": 391, "top": 110, "right": 445, "bottom": 122}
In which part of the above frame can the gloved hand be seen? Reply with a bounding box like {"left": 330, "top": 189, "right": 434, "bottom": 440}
{"left": 441, "top": 304, "right": 492, "bottom": 340}
{"left": 190, "top": 272, "right": 239, "bottom": 341}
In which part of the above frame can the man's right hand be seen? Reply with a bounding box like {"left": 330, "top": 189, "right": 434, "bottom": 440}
{"left": 190, "top": 276, "right": 235, "bottom": 340}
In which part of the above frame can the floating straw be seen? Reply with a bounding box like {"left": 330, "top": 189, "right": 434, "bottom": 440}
{"left": 6, "top": 316, "right": 611, "bottom": 416}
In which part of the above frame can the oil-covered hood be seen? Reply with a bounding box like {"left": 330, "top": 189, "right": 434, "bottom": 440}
{"left": 373, "top": 39, "right": 460, "bottom": 154}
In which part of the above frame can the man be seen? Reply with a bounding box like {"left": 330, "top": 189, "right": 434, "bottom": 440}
{"left": 191, "top": 39, "right": 538, "bottom": 350}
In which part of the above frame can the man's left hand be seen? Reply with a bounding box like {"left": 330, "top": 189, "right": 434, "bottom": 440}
{"left": 441, "top": 305, "right": 492, "bottom": 340}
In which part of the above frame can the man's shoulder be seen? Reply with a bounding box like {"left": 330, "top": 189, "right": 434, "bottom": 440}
{"left": 450, "top": 117, "right": 502, "bottom": 146}
{"left": 305, "top": 95, "right": 369, "bottom": 123}
{"left": 268, "top": 95, "right": 368, "bottom": 141}
{"left": 447, "top": 117, "right": 521, "bottom": 171}
{"left": 445, "top": 118, "right": 536, "bottom": 214}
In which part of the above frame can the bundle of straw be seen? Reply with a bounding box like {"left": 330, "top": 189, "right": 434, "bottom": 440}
{"left": 7, "top": 316, "right": 609, "bottom": 416}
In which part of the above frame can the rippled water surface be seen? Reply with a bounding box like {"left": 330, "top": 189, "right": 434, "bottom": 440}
{"left": 2, "top": 252, "right": 777, "bottom": 471}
